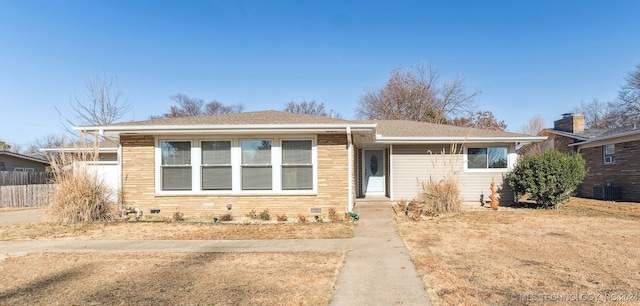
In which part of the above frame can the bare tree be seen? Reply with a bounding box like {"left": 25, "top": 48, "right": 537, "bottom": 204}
{"left": 206, "top": 100, "right": 244, "bottom": 115}
{"left": 618, "top": 63, "right": 640, "bottom": 117}
{"left": 284, "top": 100, "right": 327, "bottom": 116}
{"left": 22, "top": 134, "right": 66, "bottom": 160}
{"left": 0, "top": 140, "right": 10, "bottom": 151}
{"left": 152, "top": 94, "right": 244, "bottom": 118}
{"left": 64, "top": 73, "right": 128, "bottom": 126}
{"left": 572, "top": 99, "right": 627, "bottom": 129}
{"left": 519, "top": 114, "right": 546, "bottom": 135}
{"left": 283, "top": 100, "right": 342, "bottom": 118}
{"left": 451, "top": 111, "right": 507, "bottom": 131}
{"left": 355, "top": 63, "right": 480, "bottom": 123}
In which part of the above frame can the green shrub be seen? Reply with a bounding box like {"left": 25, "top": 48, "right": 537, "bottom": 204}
{"left": 259, "top": 209, "right": 271, "bottom": 221}
{"left": 507, "top": 150, "right": 587, "bottom": 209}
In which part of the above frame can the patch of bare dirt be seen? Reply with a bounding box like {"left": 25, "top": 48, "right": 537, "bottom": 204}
{"left": 398, "top": 197, "right": 640, "bottom": 305}
{"left": 0, "top": 221, "right": 354, "bottom": 240}
{"left": 0, "top": 252, "right": 346, "bottom": 305}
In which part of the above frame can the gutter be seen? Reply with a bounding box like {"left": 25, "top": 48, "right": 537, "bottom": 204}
{"left": 347, "top": 126, "right": 353, "bottom": 213}
{"left": 569, "top": 129, "right": 640, "bottom": 147}
{"left": 374, "top": 136, "right": 547, "bottom": 144}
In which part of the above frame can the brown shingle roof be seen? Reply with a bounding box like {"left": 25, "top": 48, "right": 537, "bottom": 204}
{"left": 359, "top": 120, "right": 532, "bottom": 138}
{"left": 108, "top": 110, "right": 352, "bottom": 126}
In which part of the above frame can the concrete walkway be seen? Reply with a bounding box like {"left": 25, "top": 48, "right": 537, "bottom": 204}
{"left": 330, "top": 201, "right": 432, "bottom": 305}
{"left": 0, "top": 203, "right": 431, "bottom": 305}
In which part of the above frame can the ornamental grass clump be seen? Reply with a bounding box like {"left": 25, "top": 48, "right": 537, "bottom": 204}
{"left": 417, "top": 143, "right": 463, "bottom": 214}
{"left": 47, "top": 137, "right": 116, "bottom": 223}
{"left": 419, "top": 176, "right": 462, "bottom": 213}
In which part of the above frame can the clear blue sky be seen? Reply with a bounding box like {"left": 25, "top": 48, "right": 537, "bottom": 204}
{"left": 1, "top": 0, "right": 639, "bottom": 148}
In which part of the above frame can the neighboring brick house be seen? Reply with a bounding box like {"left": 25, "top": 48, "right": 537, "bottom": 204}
{"left": 73, "top": 110, "right": 544, "bottom": 218}
{"left": 540, "top": 114, "right": 640, "bottom": 202}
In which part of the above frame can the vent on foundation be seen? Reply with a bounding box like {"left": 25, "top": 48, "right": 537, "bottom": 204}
{"left": 309, "top": 208, "right": 322, "bottom": 214}
{"left": 150, "top": 209, "right": 161, "bottom": 214}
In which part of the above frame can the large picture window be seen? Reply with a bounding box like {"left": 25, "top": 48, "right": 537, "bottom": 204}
{"left": 467, "top": 147, "right": 508, "bottom": 169}
{"left": 161, "top": 141, "right": 192, "bottom": 190}
{"left": 282, "top": 140, "right": 313, "bottom": 190}
{"left": 156, "top": 137, "right": 315, "bottom": 194}
{"left": 241, "top": 139, "right": 272, "bottom": 190}
{"left": 201, "top": 141, "right": 232, "bottom": 190}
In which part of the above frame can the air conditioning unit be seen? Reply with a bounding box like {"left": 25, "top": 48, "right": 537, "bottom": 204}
{"left": 592, "top": 185, "right": 621, "bottom": 200}
{"left": 604, "top": 156, "right": 614, "bottom": 164}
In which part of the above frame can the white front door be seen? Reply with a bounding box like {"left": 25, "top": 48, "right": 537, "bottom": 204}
{"left": 364, "top": 150, "right": 384, "bottom": 194}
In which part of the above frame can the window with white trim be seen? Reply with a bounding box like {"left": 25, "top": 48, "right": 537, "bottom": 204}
{"left": 241, "top": 139, "right": 273, "bottom": 190}
{"left": 603, "top": 144, "right": 615, "bottom": 165}
{"left": 14, "top": 167, "right": 24, "bottom": 172}
{"left": 161, "top": 141, "right": 192, "bottom": 190}
{"left": 282, "top": 140, "right": 313, "bottom": 190}
{"left": 467, "top": 147, "right": 508, "bottom": 169}
{"left": 201, "top": 140, "right": 232, "bottom": 190}
{"left": 156, "top": 137, "right": 316, "bottom": 194}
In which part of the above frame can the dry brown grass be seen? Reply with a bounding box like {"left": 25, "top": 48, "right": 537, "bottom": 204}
{"left": 0, "top": 252, "right": 345, "bottom": 305}
{"left": 0, "top": 221, "right": 354, "bottom": 240}
{"left": 398, "top": 197, "right": 640, "bottom": 305}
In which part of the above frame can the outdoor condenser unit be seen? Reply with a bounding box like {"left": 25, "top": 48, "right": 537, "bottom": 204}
{"left": 592, "top": 185, "right": 621, "bottom": 201}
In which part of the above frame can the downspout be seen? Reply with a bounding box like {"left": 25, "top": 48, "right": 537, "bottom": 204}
{"left": 347, "top": 126, "right": 353, "bottom": 213}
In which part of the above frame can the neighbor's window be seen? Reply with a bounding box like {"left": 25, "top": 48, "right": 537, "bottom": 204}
{"left": 201, "top": 140, "right": 232, "bottom": 190}
{"left": 241, "top": 139, "right": 272, "bottom": 190}
{"left": 13, "top": 167, "right": 25, "bottom": 172}
{"left": 161, "top": 141, "right": 192, "bottom": 190}
{"left": 467, "top": 147, "right": 508, "bottom": 169}
{"left": 282, "top": 140, "right": 313, "bottom": 190}
{"left": 603, "top": 144, "right": 615, "bottom": 164}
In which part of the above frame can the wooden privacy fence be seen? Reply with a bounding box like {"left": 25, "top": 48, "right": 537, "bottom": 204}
{"left": 0, "top": 184, "right": 57, "bottom": 208}
{"left": 0, "top": 171, "right": 54, "bottom": 186}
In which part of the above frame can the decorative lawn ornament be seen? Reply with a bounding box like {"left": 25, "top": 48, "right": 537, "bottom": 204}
{"left": 489, "top": 181, "right": 499, "bottom": 210}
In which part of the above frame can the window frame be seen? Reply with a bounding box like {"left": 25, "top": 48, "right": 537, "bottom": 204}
{"left": 154, "top": 135, "right": 317, "bottom": 195}
{"left": 159, "top": 140, "right": 193, "bottom": 191}
{"left": 240, "top": 138, "right": 274, "bottom": 191}
{"left": 201, "top": 139, "right": 233, "bottom": 191}
{"left": 464, "top": 146, "right": 511, "bottom": 172}
{"left": 281, "top": 139, "right": 314, "bottom": 190}
{"left": 603, "top": 144, "right": 615, "bottom": 165}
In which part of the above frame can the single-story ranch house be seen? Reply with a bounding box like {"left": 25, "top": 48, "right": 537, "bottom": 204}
{"left": 74, "top": 110, "right": 544, "bottom": 217}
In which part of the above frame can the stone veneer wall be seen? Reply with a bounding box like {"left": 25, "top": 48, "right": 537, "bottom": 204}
{"left": 120, "top": 133, "right": 350, "bottom": 218}
{"left": 577, "top": 140, "right": 640, "bottom": 202}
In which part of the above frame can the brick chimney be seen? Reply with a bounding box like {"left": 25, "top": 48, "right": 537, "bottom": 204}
{"left": 553, "top": 113, "right": 584, "bottom": 133}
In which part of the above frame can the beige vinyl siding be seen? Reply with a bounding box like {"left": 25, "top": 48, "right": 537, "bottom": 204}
{"left": 391, "top": 144, "right": 515, "bottom": 203}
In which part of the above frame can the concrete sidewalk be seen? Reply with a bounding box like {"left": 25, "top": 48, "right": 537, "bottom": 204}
{"left": 0, "top": 204, "right": 431, "bottom": 305}
{"left": 0, "top": 208, "right": 45, "bottom": 226}
{"left": 330, "top": 201, "right": 432, "bottom": 305}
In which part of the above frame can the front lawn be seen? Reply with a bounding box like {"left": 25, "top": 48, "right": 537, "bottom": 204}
{"left": 398, "top": 198, "right": 640, "bottom": 305}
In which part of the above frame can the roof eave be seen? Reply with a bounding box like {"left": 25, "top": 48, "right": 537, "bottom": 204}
{"left": 569, "top": 129, "right": 640, "bottom": 147}
{"left": 375, "top": 136, "right": 547, "bottom": 144}
{"left": 74, "top": 123, "right": 377, "bottom": 136}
